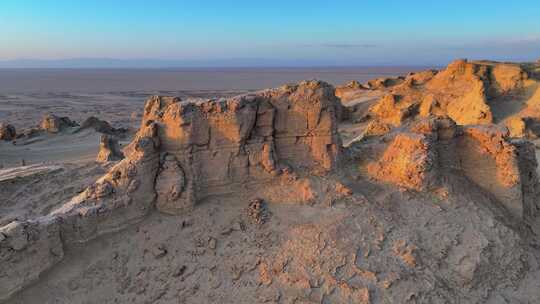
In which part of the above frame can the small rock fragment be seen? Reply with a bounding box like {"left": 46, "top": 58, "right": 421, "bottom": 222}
{"left": 245, "top": 198, "right": 269, "bottom": 224}
{"left": 151, "top": 244, "right": 167, "bottom": 259}
{"left": 208, "top": 237, "right": 217, "bottom": 250}
{"left": 172, "top": 265, "right": 187, "bottom": 277}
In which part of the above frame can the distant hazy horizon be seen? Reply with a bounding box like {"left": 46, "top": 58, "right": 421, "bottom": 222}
{"left": 0, "top": 66, "right": 431, "bottom": 94}
{"left": 0, "top": 58, "right": 442, "bottom": 69}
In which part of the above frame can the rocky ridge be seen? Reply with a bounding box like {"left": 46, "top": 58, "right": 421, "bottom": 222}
{"left": 338, "top": 59, "right": 540, "bottom": 139}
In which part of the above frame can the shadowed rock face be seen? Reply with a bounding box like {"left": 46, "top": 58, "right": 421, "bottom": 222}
{"left": 0, "top": 80, "right": 343, "bottom": 300}
{"left": 77, "top": 116, "right": 118, "bottom": 135}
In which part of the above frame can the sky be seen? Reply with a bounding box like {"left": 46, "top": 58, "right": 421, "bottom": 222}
{"left": 0, "top": 0, "right": 539, "bottom": 67}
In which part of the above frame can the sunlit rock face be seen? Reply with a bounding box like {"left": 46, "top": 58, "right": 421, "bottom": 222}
{"left": 341, "top": 59, "right": 540, "bottom": 138}
{"left": 140, "top": 80, "right": 343, "bottom": 214}
{"left": 365, "top": 116, "right": 540, "bottom": 219}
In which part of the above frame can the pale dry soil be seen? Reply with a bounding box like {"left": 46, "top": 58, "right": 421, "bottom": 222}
{"left": 4, "top": 166, "right": 540, "bottom": 303}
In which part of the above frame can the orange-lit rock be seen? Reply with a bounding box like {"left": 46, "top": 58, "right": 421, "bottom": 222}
{"left": 365, "top": 116, "right": 539, "bottom": 219}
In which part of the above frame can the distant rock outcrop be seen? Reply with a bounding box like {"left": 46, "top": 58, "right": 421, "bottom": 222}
{"left": 335, "top": 80, "right": 368, "bottom": 102}
{"left": 341, "top": 59, "right": 540, "bottom": 138}
{"left": 40, "top": 114, "right": 78, "bottom": 133}
{"left": 367, "top": 76, "right": 404, "bottom": 90}
{"left": 0, "top": 123, "right": 16, "bottom": 141}
{"left": 77, "top": 116, "right": 127, "bottom": 135}
{"left": 96, "top": 134, "right": 124, "bottom": 163}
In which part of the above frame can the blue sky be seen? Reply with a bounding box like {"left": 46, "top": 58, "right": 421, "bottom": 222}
{"left": 0, "top": 0, "right": 539, "bottom": 66}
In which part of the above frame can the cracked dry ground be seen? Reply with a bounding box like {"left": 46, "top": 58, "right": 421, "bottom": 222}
{"left": 6, "top": 167, "right": 540, "bottom": 303}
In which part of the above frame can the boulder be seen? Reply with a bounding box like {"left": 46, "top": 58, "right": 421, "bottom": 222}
{"left": 0, "top": 123, "right": 16, "bottom": 141}
{"left": 40, "top": 114, "right": 78, "bottom": 133}
{"left": 362, "top": 119, "right": 392, "bottom": 138}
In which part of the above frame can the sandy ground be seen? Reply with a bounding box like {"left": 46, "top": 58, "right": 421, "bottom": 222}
{"left": 4, "top": 158, "right": 540, "bottom": 303}
{"left": 0, "top": 162, "right": 111, "bottom": 227}
{"left": 0, "top": 129, "right": 103, "bottom": 167}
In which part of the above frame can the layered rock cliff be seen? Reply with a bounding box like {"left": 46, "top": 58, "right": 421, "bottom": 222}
{"left": 140, "top": 81, "right": 342, "bottom": 213}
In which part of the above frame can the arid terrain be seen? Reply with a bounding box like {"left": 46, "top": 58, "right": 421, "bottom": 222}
{"left": 2, "top": 61, "right": 540, "bottom": 304}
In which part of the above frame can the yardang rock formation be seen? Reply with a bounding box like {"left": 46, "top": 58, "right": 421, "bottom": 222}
{"left": 2, "top": 62, "right": 540, "bottom": 303}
